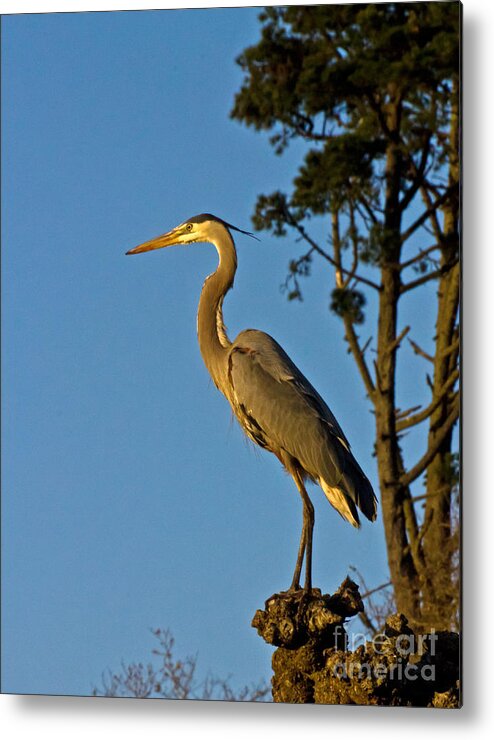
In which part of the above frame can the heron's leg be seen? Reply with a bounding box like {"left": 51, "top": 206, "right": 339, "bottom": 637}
{"left": 303, "top": 496, "right": 315, "bottom": 591}
{"left": 289, "top": 516, "right": 306, "bottom": 591}
{"left": 290, "top": 471, "right": 315, "bottom": 592}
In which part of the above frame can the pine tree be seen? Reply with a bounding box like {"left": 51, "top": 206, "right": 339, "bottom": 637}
{"left": 231, "top": 2, "right": 460, "bottom": 630}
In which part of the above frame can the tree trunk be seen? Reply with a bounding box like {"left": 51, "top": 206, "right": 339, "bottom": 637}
{"left": 374, "top": 92, "right": 421, "bottom": 622}
{"left": 375, "top": 265, "right": 420, "bottom": 621}
{"left": 421, "top": 78, "right": 460, "bottom": 629}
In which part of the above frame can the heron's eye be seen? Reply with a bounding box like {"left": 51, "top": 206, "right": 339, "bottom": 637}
{"left": 185, "top": 223, "right": 193, "bottom": 232}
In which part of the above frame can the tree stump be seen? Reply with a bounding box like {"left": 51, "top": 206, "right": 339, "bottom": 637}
{"left": 252, "top": 577, "right": 460, "bottom": 707}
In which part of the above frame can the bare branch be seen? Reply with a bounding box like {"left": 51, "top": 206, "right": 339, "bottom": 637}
{"left": 411, "top": 483, "right": 452, "bottom": 503}
{"left": 400, "top": 397, "right": 460, "bottom": 487}
{"left": 93, "top": 628, "right": 269, "bottom": 701}
{"left": 400, "top": 244, "right": 441, "bottom": 271}
{"left": 419, "top": 183, "right": 444, "bottom": 244}
{"left": 400, "top": 186, "right": 454, "bottom": 244}
{"left": 361, "top": 581, "right": 392, "bottom": 600}
{"left": 399, "top": 134, "right": 432, "bottom": 212}
{"left": 401, "top": 262, "right": 456, "bottom": 294}
{"left": 404, "top": 494, "right": 425, "bottom": 572}
{"left": 331, "top": 210, "right": 376, "bottom": 399}
{"left": 343, "top": 323, "right": 377, "bottom": 400}
{"left": 440, "top": 336, "right": 460, "bottom": 361}
{"left": 385, "top": 325, "right": 410, "bottom": 356}
{"left": 373, "top": 359, "right": 383, "bottom": 394}
{"left": 367, "top": 94, "right": 392, "bottom": 139}
{"left": 396, "top": 404, "right": 422, "bottom": 420}
{"left": 294, "top": 125, "right": 331, "bottom": 142}
{"left": 357, "top": 192, "right": 380, "bottom": 225}
{"left": 349, "top": 566, "right": 396, "bottom": 634}
{"left": 340, "top": 201, "right": 359, "bottom": 289}
{"left": 357, "top": 608, "right": 378, "bottom": 634}
{"left": 361, "top": 335, "right": 373, "bottom": 355}
{"left": 284, "top": 210, "right": 382, "bottom": 292}
{"left": 408, "top": 337, "right": 434, "bottom": 363}
{"left": 397, "top": 371, "right": 459, "bottom": 431}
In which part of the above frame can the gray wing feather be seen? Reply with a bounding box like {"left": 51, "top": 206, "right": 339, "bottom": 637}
{"left": 228, "top": 330, "right": 377, "bottom": 523}
{"left": 231, "top": 330, "right": 350, "bottom": 443}
{"left": 229, "top": 332, "right": 345, "bottom": 476}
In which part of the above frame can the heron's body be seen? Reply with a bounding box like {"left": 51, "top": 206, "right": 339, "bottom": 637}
{"left": 127, "top": 213, "right": 377, "bottom": 590}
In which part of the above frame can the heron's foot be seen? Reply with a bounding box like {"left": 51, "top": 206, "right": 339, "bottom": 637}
{"left": 286, "top": 576, "right": 312, "bottom": 594}
{"left": 287, "top": 572, "right": 313, "bottom": 593}
{"left": 287, "top": 580, "right": 301, "bottom": 593}
{"left": 277, "top": 583, "right": 304, "bottom": 601}
{"left": 282, "top": 583, "right": 317, "bottom": 601}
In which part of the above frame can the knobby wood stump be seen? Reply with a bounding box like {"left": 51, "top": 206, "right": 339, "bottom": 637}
{"left": 252, "top": 577, "right": 460, "bottom": 707}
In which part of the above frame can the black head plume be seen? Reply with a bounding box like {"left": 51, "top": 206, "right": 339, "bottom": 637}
{"left": 187, "top": 213, "right": 260, "bottom": 241}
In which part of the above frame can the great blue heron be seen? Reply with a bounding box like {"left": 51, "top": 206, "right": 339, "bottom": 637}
{"left": 127, "top": 213, "right": 377, "bottom": 591}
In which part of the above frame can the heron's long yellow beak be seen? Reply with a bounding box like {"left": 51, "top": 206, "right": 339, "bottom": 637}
{"left": 126, "top": 229, "right": 181, "bottom": 255}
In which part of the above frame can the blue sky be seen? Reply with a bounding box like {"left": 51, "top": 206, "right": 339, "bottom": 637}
{"left": 2, "top": 6, "right": 443, "bottom": 697}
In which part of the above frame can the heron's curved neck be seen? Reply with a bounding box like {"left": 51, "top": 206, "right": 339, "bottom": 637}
{"left": 197, "top": 230, "right": 237, "bottom": 389}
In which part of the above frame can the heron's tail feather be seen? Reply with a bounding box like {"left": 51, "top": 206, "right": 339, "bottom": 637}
{"left": 342, "top": 456, "right": 378, "bottom": 523}
{"left": 319, "top": 456, "right": 378, "bottom": 527}
{"left": 319, "top": 479, "right": 361, "bottom": 528}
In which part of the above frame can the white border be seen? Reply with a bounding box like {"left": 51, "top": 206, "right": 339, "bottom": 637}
{"left": 2, "top": 0, "right": 493, "bottom": 735}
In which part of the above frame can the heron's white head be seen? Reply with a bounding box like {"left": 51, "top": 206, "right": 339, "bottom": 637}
{"left": 126, "top": 213, "right": 256, "bottom": 256}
